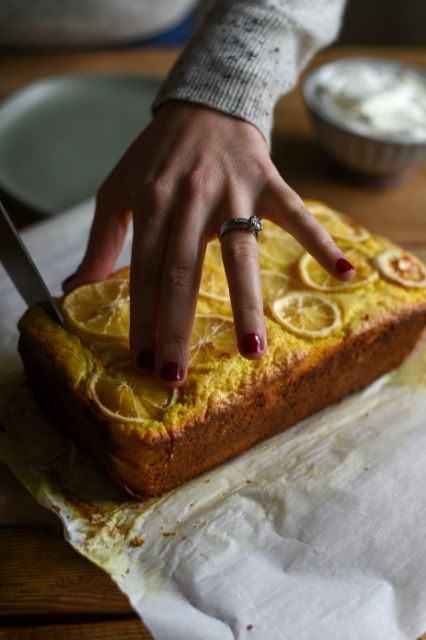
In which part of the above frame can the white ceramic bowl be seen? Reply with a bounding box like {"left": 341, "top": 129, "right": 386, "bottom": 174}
{"left": 303, "top": 58, "right": 426, "bottom": 184}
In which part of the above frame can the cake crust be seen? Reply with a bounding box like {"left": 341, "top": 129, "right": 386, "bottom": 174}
{"left": 18, "top": 306, "right": 426, "bottom": 496}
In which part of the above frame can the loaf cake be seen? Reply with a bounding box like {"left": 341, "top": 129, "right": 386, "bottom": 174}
{"left": 18, "top": 201, "right": 426, "bottom": 496}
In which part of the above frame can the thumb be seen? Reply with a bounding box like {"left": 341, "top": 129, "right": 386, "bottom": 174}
{"left": 62, "top": 186, "right": 131, "bottom": 292}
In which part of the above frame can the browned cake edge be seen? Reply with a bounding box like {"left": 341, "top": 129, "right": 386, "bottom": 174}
{"left": 18, "top": 307, "right": 426, "bottom": 496}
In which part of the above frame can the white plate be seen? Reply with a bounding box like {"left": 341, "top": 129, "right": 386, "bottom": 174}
{"left": 0, "top": 74, "right": 161, "bottom": 217}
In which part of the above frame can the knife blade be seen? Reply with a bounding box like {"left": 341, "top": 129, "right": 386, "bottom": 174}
{"left": 0, "top": 199, "right": 63, "bottom": 324}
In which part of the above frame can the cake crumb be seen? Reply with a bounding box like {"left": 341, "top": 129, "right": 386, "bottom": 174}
{"left": 130, "top": 536, "right": 145, "bottom": 547}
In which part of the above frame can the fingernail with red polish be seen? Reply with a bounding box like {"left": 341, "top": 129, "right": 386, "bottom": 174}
{"left": 336, "top": 258, "right": 355, "bottom": 273}
{"left": 161, "top": 362, "right": 183, "bottom": 382}
{"left": 241, "top": 333, "right": 264, "bottom": 355}
{"left": 137, "top": 349, "right": 156, "bottom": 370}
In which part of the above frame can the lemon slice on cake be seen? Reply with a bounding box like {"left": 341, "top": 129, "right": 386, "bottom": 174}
{"left": 89, "top": 361, "right": 178, "bottom": 423}
{"left": 377, "top": 250, "right": 426, "bottom": 288}
{"left": 299, "top": 247, "right": 378, "bottom": 292}
{"left": 63, "top": 279, "right": 130, "bottom": 341}
{"left": 189, "top": 314, "right": 236, "bottom": 365}
{"left": 199, "top": 262, "right": 230, "bottom": 302}
{"left": 205, "top": 239, "right": 222, "bottom": 264}
{"left": 89, "top": 372, "right": 149, "bottom": 423}
{"left": 108, "top": 361, "right": 178, "bottom": 417}
{"left": 308, "top": 204, "right": 370, "bottom": 243}
{"left": 271, "top": 292, "right": 341, "bottom": 338}
{"left": 199, "top": 240, "right": 231, "bottom": 302}
{"left": 260, "top": 269, "right": 290, "bottom": 303}
{"left": 258, "top": 221, "right": 305, "bottom": 268}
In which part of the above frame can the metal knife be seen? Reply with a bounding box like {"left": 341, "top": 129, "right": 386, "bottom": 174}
{"left": 0, "top": 199, "right": 63, "bottom": 324}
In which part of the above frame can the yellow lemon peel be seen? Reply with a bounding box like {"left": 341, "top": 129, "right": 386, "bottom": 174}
{"left": 377, "top": 250, "right": 426, "bottom": 288}
{"left": 271, "top": 292, "right": 342, "bottom": 338}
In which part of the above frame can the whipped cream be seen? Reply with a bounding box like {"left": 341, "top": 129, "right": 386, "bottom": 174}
{"left": 318, "top": 61, "right": 426, "bottom": 143}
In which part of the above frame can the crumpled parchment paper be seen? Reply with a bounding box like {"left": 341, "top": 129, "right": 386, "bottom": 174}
{"left": 1, "top": 200, "right": 426, "bottom": 640}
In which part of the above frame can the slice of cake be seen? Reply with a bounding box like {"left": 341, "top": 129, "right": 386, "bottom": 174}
{"left": 18, "top": 201, "right": 426, "bottom": 496}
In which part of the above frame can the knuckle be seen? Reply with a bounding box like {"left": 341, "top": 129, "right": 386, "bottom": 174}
{"left": 143, "top": 206, "right": 168, "bottom": 225}
{"left": 286, "top": 200, "right": 309, "bottom": 222}
{"left": 225, "top": 238, "right": 256, "bottom": 263}
{"left": 182, "top": 167, "right": 214, "bottom": 198}
{"left": 233, "top": 155, "right": 271, "bottom": 187}
{"left": 251, "top": 158, "right": 272, "bottom": 184}
{"left": 165, "top": 265, "right": 194, "bottom": 291}
{"left": 140, "top": 180, "right": 170, "bottom": 216}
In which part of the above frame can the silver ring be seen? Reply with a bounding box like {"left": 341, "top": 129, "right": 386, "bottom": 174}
{"left": 219, "top": 215, "right": 262, "bottom": 243}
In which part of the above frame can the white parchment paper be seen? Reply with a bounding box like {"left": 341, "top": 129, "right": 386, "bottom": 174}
{"left": 1, "top": 201, "right": 426, "bottom": 640}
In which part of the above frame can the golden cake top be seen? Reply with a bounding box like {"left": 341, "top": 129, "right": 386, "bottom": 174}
{"left": 20, "top": 201, "right": 426, "bottom": 434}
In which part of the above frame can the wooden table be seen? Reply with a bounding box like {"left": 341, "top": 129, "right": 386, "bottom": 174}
{"left": 0, "top": 46, "right": 425, "bottom": 640}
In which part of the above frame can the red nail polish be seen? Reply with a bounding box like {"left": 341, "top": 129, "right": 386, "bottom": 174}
{"left": 336, "top": 258, "right": 355, "bottom": 273}
{"left": 241, "top": 333, "right": 264, "bottom": 354}
{"left": 161, "top": 362, "right": 183, "bottom": 382}
{"left": 137, "top": 349, "right": 156, "bottom": 370}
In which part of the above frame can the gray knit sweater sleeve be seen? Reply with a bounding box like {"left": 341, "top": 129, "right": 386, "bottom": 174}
{"left": 153, "top": 0, "right": 347, "bottom": 143}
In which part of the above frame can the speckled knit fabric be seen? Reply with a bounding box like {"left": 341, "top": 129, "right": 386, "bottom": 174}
{"left": 154, "top": 0, "right": 347, "bottom": 143}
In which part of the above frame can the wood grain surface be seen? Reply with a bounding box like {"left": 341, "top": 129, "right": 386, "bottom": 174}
{"left": 0, "top": 524, "right": 152, "bottom": 638}
{"left": 0, "top": 528, "right": 132, "bottom": 618}
{"left": 1, "top": 46, "right": 425, "bottom": 639}
{"left": 0, "top": 620, "right": 151, "bottom": 640}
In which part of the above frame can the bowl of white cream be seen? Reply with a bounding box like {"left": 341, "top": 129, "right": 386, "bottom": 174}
{"left": 303, "top": 58, "right": 426, "bottom": 183}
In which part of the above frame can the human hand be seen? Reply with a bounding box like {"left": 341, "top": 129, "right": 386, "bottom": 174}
{"left": 63, "top": 101, "right": 354, "bottom": 387}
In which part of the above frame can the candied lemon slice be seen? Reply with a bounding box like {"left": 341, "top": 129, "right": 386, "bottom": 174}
{"left": 260, "top": 269, "right": 290, "bottom": 303}
{"left": 205, "top": 239, "right": 223, "bottom": 265}
{"left": 108, "top": 360, "right": 178, "bottom": 418}
{"left": 199, "top": 240, "right": 231, "bottom": 302}
{"left": 189, "top": 314, "right": 236, "bottom": 365}
{"left": 308, "top": 205, "right": 370, "bottom": 243}
{"left": 199, "top": 263, "right": 230, "bottom": 302}
{"left": 299, "top": 248, "right": 378, "bottom": 292}
{"left": 258, "top": 221, "right": 305, "bottom": 268}
{"left": 377, "top": 250, "right": 426, "bottom": 288}
{"left": 89, "top": 372, "right": 149, "bottom": 423}
{"left": 271, "top": 293, "right": 341, "bottom": 338}
{"left": 63, "top": 279, "right": 130, "bottom": 340}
